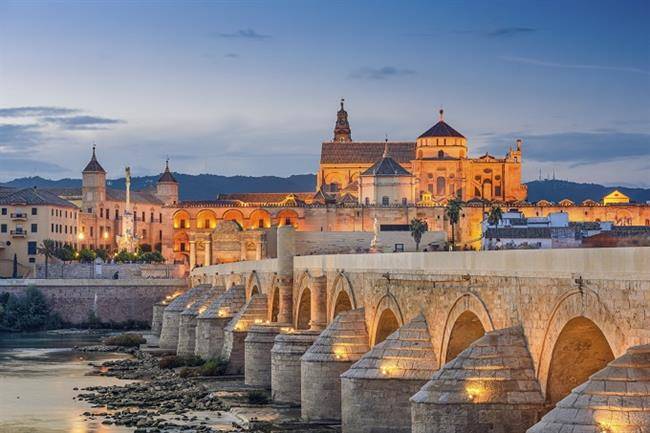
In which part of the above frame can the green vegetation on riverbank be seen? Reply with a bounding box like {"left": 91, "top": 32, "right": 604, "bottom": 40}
{"left": 0, "top": 287, "right": 62, "bottom": 331}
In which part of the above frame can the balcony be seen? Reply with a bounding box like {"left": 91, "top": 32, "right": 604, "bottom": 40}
{"left": 10, "top": 212, "right": 28, "bottom": 221}
{"left": 0, "top": 241, "right": 6, "bottom": 249}
{"left": 10, "top": 228, "right": 27, "bottom": 237}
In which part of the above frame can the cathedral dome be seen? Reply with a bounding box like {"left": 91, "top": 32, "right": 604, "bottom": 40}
{"left": 418, "top": 109, "right": 465, "bottom": 139}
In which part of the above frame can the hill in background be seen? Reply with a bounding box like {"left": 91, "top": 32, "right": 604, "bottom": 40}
{"left": 1, "top": 175, "right": 648, "bottom": 204}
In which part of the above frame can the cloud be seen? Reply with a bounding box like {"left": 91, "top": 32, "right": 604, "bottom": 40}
{"left": 349, "top": 66, "right": 416, "bottom": 80}
{"left": 42, "top": 115, "right": 125, "bottom": 130}
{"left": 0, "top": 157, "right": 66, "bottom": 174}
{"left": 0, "top": 106, "right": 79, "bottom": 118}
{"left": 0, "top": 123, "right": 42, "bottom": 151}
{"left": 224, "top": 52, "right": 239, "bottom": 58}
{"left": 478, "top": 131, "right": 650, "bottom": 165}
{"left": 216, "top": 29, "right": 270, "bottom": 39}
{"left": 500, "top": 56, "right": 650, "bottom": 75}
{"left": 487, "top": 27, "right": 536, "bottom": 37}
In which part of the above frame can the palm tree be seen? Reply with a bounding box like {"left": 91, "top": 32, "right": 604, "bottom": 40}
{"left": 37, "top": 239, "right": 56, "bottom": 279}
{"left": 487, "top": 206, "right": 503, "bottom": 244}
{"left": 409, "top": 218, "right": 427, "bottom": 251}
{"left": 445, "top": 199, "right": 463, "bottom": 249}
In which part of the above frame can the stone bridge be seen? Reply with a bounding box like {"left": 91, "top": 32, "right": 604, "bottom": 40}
{"left": 157, "top": 226, "right": 650, "bottom": 433}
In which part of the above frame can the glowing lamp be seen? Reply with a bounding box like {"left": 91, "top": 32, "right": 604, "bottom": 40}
{"left": 103, "top": 231, "right": 109, "bottom": 239}
{"left": 254, "top": 318, "right": 263, "bottom": 324}
{"left": 334, "top": 347, "right": 346, "bottom": 360}
{"left": 465, "top": 383, "right": 483, "bottom": 402}
{"left": 77, "top": 232, "right": 85, "bottom": 240}
{"left": 198, "top": 306, "right": 207, "bottom": 314}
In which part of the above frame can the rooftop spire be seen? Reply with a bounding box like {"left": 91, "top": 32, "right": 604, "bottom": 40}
{"left": 333, "top": 98, "right": 352, "bottom": 142}
{"left": 83, "top": 142, "right": 106, "bottom": 173}
{"left": 158, "top": 157, "right": 177, "bottom": 183}
{"left": 439, "top": 108, "right": 444, "bottom": 122}
{"left": 383, "top": 134, "right": 389, "bottom": 158}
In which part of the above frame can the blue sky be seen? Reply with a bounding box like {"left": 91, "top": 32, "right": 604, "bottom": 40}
{"left": 0, "top": 0, "right": 648, "bottom": 186}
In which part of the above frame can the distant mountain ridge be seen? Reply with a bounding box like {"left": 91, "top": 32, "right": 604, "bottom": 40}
{"left": 1, "top": 175, "right": 648, "bottom": 204}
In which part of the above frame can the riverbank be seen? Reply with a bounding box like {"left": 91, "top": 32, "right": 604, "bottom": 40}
{"left": 78, "top": 345, "right": 341, "bottom": 432}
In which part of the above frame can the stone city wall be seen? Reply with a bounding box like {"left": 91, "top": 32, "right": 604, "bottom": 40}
{"left": 0, "top": 278, "right": 186, "bottom": 324}
{"left": 35, "top": 263, "right": 186, "bottom": 280}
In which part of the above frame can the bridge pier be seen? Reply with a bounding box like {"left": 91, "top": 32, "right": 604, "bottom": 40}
{"left": 177, "top": 288, "right": 225, "bottom": 357}
{"left": 527, "top": 344, "right": 650, "bottom": 433}
{"left": 341, "top": 314, "right": 436, "bottom": 433}
{"left": 411, "top": 326, "right": 544, "bottom": 433}
{"left": 159, "top": 284, "right": 211, "bottom": 350}
{"left": 244, "top": 323, "right": 286, "bottom": 388}
{"left": 221, "top": 293, "right": 268, "bottom": 375}
{"left": 151, "top": 302, "right": 166, "bottom": 336}
{"left": 301, "top": 308, "right": 369, "bottom": 422}
{"left": 194, "top": 285, "right": 245, "bottom": 359}
{"left": 271, "top": 329, "right": 321, "bottom": 404}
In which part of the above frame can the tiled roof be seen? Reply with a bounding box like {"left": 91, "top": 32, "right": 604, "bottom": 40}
{"left": 158, "top": 161, "right": 178, "bottom": 183}
{"left": 82, "top": 147, "right": 106, "bottom": 173}
{"left": 320, "top": 142, "right": 415, "bottom": 164}
{"left": 361, "top": 156, "right": 412, "bottom": 176}
{"left": 105, "top": 188, "right": 163, "bottom": 206}
{"left": 0, "top": 187, "right": 77, "bottom": 208}
{"left": 217, "top": 192, "right": 314, "bottom": 204}
{"left": 418, "top": 120, "right": 465, "bottom": 139}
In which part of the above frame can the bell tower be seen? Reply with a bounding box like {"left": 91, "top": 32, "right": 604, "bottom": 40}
{"left": 156, "top": 158, "right": 179, "bottom": 205}
{"left": 333, "top": 98, "right": 352, "bottom": 142}
{"left": 81, "top": 144, "right": 106, "bottom": 213}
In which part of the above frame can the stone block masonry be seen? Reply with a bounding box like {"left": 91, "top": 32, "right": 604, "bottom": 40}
{"left": 271, "top": 329, "right": 320, "bottom": 404}
{"left": 0, "top": 278, "right": 186, "bottom": 325}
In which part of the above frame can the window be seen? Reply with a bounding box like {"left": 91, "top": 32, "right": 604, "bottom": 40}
{"left": 31, "top": 223, "right": 38, "bottom": 233}
{"left": 142, "top": 212, "right": 145, "bottom": 221}
{"left": 31, "top": 207, "right": 37, "bottom": 215}
{"left": 27, "top": 241, "right": 37, "bottom": 255}
{"left": 29, "top": 257, "right": 35, "bottom": 263}
{"left": 382, "top": 196, "right": 390, "bottom": 206}
{"left": 436, "top": 177, "right": 446, "bottom": 196}
{"left": 438, "top": 150, "right": 444, "bottom": 158}
{"left": 402, "top": 197, "right": 407, "bottom": 206}
{"left": 1, "top": 208, "right": 6, "bottom": 215}
{"left": 115, "top": 209, "right": 119, "bottom": 219}
{"left": 106, "top": 209, "right": 109, "bottom": 220}
{"left": 90, "top": 227, "right": 94, "bottom": 237}
{"left": 159, "top": 230, "right": 162, "bottom": 241}
{"left": 365, "top": 197, "right": 370, "bottom": 205}
{"left": 51, "top": 209, "right": 54, "bottom": 216}
{"left": 100, "top": 208, "right": 103, "bottom": 218}
{"left": 258, "top": 219, "right": 264, "bottom": 228}
{"left": 159, "top": 213, "right": 162, "bottom": 223}
{"left": 51, "top": 223, "right": 54, "bottom": 232}
{"left": 150, "top": 212, "right": 154, "bottom": 223}
{"left": 0, "top": 224, "right": 6, "bottom": 233}
{"left": 494, "top": 186, "right": 502, "bottom": 197}
{"left": 180, "top": 243, "right": 186, "bottom": 252}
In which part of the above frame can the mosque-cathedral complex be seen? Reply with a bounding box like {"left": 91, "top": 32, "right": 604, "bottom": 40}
{"left": 1, "top": 101, "right": 649, "bottom": 272}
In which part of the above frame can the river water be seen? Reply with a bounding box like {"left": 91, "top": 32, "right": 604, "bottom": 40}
{"left": 0, "top": 331, "right": 132, "bottom": 433}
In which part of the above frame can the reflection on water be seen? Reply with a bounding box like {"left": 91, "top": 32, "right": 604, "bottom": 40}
{"left": 0, "top": 331, "right": 131, "bottom": 433}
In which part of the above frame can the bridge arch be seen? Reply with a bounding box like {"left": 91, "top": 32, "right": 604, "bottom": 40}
{"left": 269, "top": 279, "right": 280, "bottom": 323}
{"left": 328, "top": 272, "right": 357, "bottom": 322}
{"left": 536, "top": 289, "right": 625, "bottom": 403}
{"left": 245, "top": 271, "right": 262, "bottom": 300}
{"left": 294, "top": 271, "right": 312, "bottom": 330}
{"left": 370, "top": 293, "right": 404, "bottom": 347}
{"left": 439, "top": 292, "right": 495, "bottom": 367}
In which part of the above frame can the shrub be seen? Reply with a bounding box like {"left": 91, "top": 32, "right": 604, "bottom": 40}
{"left": 78, "top": 248, "right": 96, "bottom": 263}
{"left": 103, "top": 333, "right": 146, "bottom": 347}
{"left": 158, "top": 354, "right": 205, "bottom": 369}
{"left": 179, "top": 367, "right": 198, "bottom": 378}
{"left": 54, "top": 245, "right": 76, "bottom": 261}
{"left": 247, "top": 390, "right": 269, "bottom": 405}
{"left": 114, "top": 250, "right": 137, "bottom": 263}
{"left": 198, "top": 357, "right": 228, "bottom": 376}
{"left": 0, "top": 287, "right": 62, "bottom": 331}
{"left": 159, "top": 355, "right": 183, "bottom": 369}
{"left": 94, "top": 248, "right": 109, "bottom": 262}
{"left": 139, "top": 251, "right": 164, "bottom": 264}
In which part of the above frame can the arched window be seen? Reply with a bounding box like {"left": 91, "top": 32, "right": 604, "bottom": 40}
{"left": 382, "top": 196, "right": 390, "bottom": 206}
{"left": 438, "top": 150, "right": 444, "bottom": 158}
{"left": 436, "top": 177, "right": 446, "bottom": 196}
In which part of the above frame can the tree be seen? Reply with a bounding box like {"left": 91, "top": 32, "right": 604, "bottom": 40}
{"left": 94, "top": 248, "right": 108, "bottom": 262}
{"left": 78, "top": 248, "right": 96, "bottom": 264}
{"left": 487, "top": 206, "right": 503, "bottom": 244}
{"left": 409, "top": 218, "right": 428, "bottom": 252}
{"left": 37, "top": 239, "right": 56, "bottom": 279}
{"left": 54, "top": 244, "right": 75, "bottom": 262}
{"left": 445, "top": 199, "right": 463, "bottom": 249}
